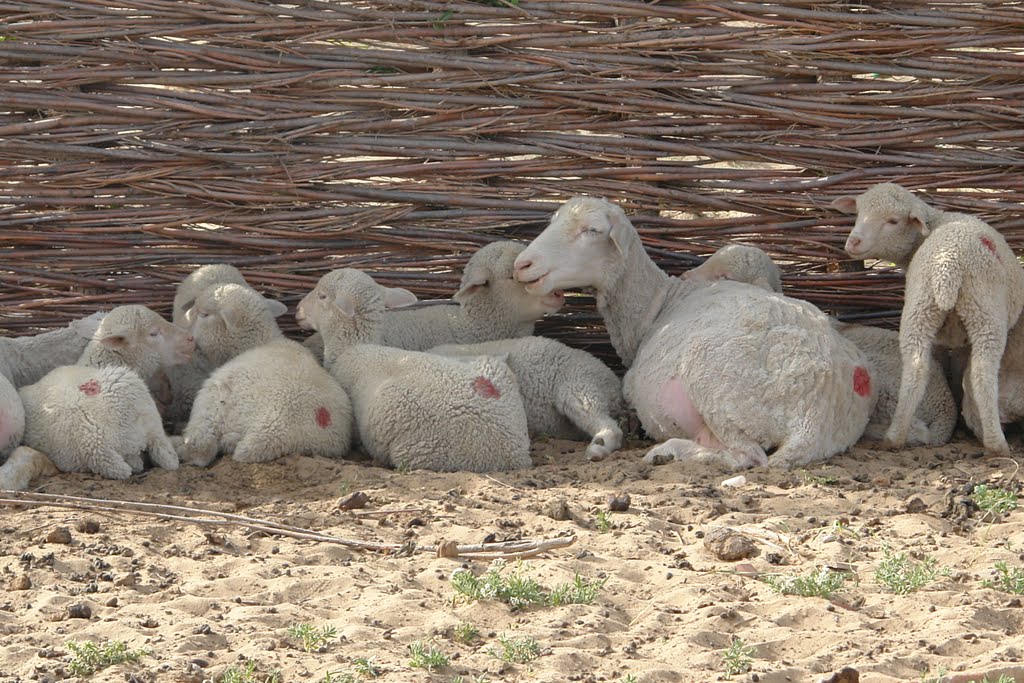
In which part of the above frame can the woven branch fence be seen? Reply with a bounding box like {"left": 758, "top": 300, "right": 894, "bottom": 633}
{"left": 2, "top": 1, "right": 1024, "bottom": 362}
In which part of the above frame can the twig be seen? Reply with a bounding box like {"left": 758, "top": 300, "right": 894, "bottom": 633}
{"left": 351, "top": 507, "right": 430, "bottom": 518}
{"left": 0, "top": 491, "right": 575, "bottom": 559}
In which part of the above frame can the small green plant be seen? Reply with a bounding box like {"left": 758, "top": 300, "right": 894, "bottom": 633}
{"left": 760, "top": 568, "right": 846, "bottom": 598}
{"left": 595, "top": 509, "right": 612, "bottom": 533}
{"left": 972, "top": 484, "right": 1019, "bottom": 516}
{"left": 721, "top": 637, "right": 755, "bottom": 677}
{"left": 920, "top": 666, "right": 947, "bottom": 683}
{"left": 621, "top": 675, "right": 640, "bottom": 683}
{"left": 966, "top": 675, "right": 1014, "bottom": 683}
{"left": 490, "top": 634, "right": 541, "bottom": 664}
{"left": 451, "top": 676, "right": 491, "bottom": 683}
{"left": 799, "top": 470, "right": 838, "bottom": 486}
{"left": 874, "top": 548, "right": 948, "bottom": 595}
{"left": 220, "top": 661, "right": 282, "bottom": 683}
{"left": 286, "top": 623, "right": 338, "bottom": 653}
{"left": 352, "top": 656, "right": 381, "bottom": 678}
{"left": 408, "top": 640, "right": 449, "bottom": 672}
{"left": 983, "top": 560, "right": 1024, "bottom": 595}
{"left": 453, "top": 622, "right": 481, "bottom": 644}
{"left": 320, "top": 673, "right": 356, "bottom": 683}
{"left": 548, "top": 573, "right": 607, "bottom": 606}
{"left": 65, "top": 640, "right": 149, "bottom": 677}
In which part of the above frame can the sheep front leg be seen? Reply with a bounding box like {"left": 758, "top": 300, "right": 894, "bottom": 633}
{"left": 556, "top": 386, "right": 623, "bottom": 461}
{"left": 179, "top": 382, "right": 224, "bottom": 467}
{"left": 885, "top": 306, "right": 946, "bottom": 449}
{"left": 643, "top": 428, "right": 768, "bottom": 471}
{"left": 0, "top": 446, "right": 59, "bottom": 491}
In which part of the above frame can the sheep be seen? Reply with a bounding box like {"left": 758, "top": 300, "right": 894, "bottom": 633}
{"left": 0, "top": 375, "right": 23, "bottom": 460}
{"left": 512, "top": 196, "right": 875, "bottom": 471}
{"left": 429, "top": 337, "right": 624, "bottom": 461}
{"left": 962, "top": 319, "right": 1024, "bottom": 437}
{"left": 173, "top": 277, "right": 352, "bottom": 465}
{"left": 833, "top": 182, "right": 1024, "bottom": 454}
{"left": 167, "top": 264, "right": 253, "bottom": 428}
{"left": 296, "top": 268, "right": 531, "bottom": 473}
{"left": 686, "top": 243, "right": 957, "bottom": 447}
{"left": 0, "top": 311, "right": 105, "bottom": 387}
{"left": 15, "top": 305, "right": 193, "bottom": 481}
{"left": 302, "top": 240, "right": 564, "bottom": 360}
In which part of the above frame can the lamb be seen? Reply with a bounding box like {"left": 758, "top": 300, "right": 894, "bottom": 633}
{"left": 833, "top": 182, "right": 1024, "bottom": 454}
{"left": 167, "top": 263, "right": 253, "bottom": 428}
{"left": 962, "top": 319, "right": 1024, "bottom": 437}
{"left": 303, "top": 240, "right": 563, "bottom": 360}
{"left": 429, "top": 337, "right": 624, "bottom": 461}
{"left": 15, "top": 305, "right": 193, "bottom": 481}
{"left": 175, "top": 285, "right": 352, "bottom": 466}
{"left": 297, "top": 268, "right": 531, "bottom": 473}
{"left": 0, "top": 375, "right": 23, "bottom": 460}
{"left": 512, "top": 196, "right": 875, "bottom": 470}
{"left": 685, "top": 243, "right": 956, "bottom": 447}
{"left": 0, "top": 312, "right": 105, "bottom": 387}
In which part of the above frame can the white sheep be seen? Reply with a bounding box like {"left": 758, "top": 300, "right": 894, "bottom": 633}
{"left": 297, "top": 268, "right": 531, "bottom": 473}
{"left": 962, "top": 319, "right": 1024, "bottom": 437}
{"left": 0, "top": 375, "right": 24, "bottom": 460}
{"left": 833, "top": 182, "right": 1024, "bottom": 454}
{"left": 686, "top": 243, "right": 956, "bottom": 447}
{"left": 512, "top": 197, "right": 875, "bottom": 471}
{"left": 167, "top": 264, "right": 253, "bottom": 428}
{"left": 0, "top": 312, "right": 105, "bottom": 387}
{"left": 15, "top": 305, "right": 193, "bottom": 481}
{"left": 429, "top": 337, "right": 624, "bottom": 461}
{"left": 303, "top": 240, "right": 563, "bottom": 360}
{"left": 174, "top": 283, "right": 352, "bottom": 466}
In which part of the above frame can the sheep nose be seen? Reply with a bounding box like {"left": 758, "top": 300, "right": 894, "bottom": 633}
{"left": 847, "top": 236, "right": 862, "bottom": 251}
{"left": 513, "top": 257, "right": 532, "bottom": 278}
{"left": 186, "top": 335, "right": 194, "bottom": 343}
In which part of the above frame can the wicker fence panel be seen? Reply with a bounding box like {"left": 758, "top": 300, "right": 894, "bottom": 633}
{"left": 2, "top": 1, "right": 1023, "bottom": 358}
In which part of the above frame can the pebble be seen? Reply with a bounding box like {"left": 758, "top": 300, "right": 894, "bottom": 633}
{"left": 542, "top": 498, "right": 571, "bottom": 521}
{"left": 607, "top": 492, "right": 631, "bottom": 512}
{"left": 8, "top": 574, "right": 31, "bottom": 591}
{"left": 45, "top": 527, "right": 72, "bottom": 545}
{"left": 66, "top": 603, "right": 91, "bottom": 620}
{"left": 702, "top": 528, "right": 757, "bottom": 561}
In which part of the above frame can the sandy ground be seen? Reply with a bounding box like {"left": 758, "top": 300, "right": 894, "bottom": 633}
{"left": 1, "top": 433, "right": 1023, "bottom": 683}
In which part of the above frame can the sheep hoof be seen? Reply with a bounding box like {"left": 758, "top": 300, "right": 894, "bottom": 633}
{"left": 585, "top": 443, "right": 612, "bottom": 462}
{"left": 643, "top": 443, "right": 680, "bottom": 466}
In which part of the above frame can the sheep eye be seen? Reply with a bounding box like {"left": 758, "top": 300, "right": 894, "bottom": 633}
{"left": 885, "top": 218, "right": 899, "bottom": 226}
{"left": 149, "top": 329, "right": 160, "bottom": 337}
{"left": 317, "top": 292, "right": 327, "bottom": 300}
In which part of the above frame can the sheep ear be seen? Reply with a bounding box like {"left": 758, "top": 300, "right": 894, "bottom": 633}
{"left": 453, "top": 271, "right": 488, "bottom": 304}
{"left": 70, "top": 311, "right": 105, "bottom": 339}
{"left": 831, "top": 196, "right": 858, "bottom": 214}
{"left": 263, "top": 298, "right": 288, "bottom": 318}
{"left": 99, "top": 333, "right": 130, "bottom": 349}
{"left": 908, "top": 208, "right": 930, "bottom": 236}
{"left": 332, "top": 291, "right": 358, "bottom": 318}
{"left": 383, "top": 287, "right": 418, "bottom": 309}
{"left": 178, "top": 297, "right": 196, "bottom": 316}
{"left": 751, "top": 275, "right": 772, "bottom": 290}
{"left": 606, "top": 203, "right": 633, "bottom": 255}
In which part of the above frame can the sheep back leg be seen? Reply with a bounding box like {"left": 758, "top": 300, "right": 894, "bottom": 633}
{"left": 643, "top": 427, "right": 768, "bottom": 471}
{"left": 0, "top": 446, "right": 59, "bottom": 491}
{"left": 555, "top": 384, "right": 622, "bottom": 461}
{"left": 179, "top": 382, "right": 225, "bottom": 467}
{"left": 231, "top": 430, "right": 283, "bottom": 464}
{"left": 965, "top": 332, "right": 1010, "bottom": 454}
{"left": 884, "top": 307, "right": 947, "bottom": 449}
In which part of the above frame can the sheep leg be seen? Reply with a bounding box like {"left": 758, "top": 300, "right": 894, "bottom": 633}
{"left": 179, "top": 382, "right": 224, "bottom": 467}
{"left": 643, "top": 426, "right": 768, "bottom": 471}
{"left": 556, "top": 386, "right": 623, "bottom": 461}
{"left": 0, "top": 446, "right": 59, "bottom": 491}
{"left": 231, "top": 431, "right": 282, "bottom": 464}
{"left": 87, "top": 448, "right": 134, "bottom": 480}
{"left": 144, "top": 410, "right": 180, "bottom": 471}
{"left": 884, "top": 311, "right": 946, "bottom": 449}
{"left": 967, "top": 339, "right": 1010, "bottom": 454}
{"left": 123, "top": 450, "right": 145, "bottom": 474}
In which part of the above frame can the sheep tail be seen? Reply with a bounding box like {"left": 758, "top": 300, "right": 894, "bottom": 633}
{"left": 930, "top": 252, "right": 964, "bottom": 313}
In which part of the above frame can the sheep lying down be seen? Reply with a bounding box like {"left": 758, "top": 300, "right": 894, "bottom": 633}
{"left": 512, "top": 196, "right": 875, "bottom": 471}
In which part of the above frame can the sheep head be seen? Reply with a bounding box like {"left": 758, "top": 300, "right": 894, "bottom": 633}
{"left": 455, "top": 240, "right": 564, "bottom": 321}
{"left": 832, "top": 183, "right": 932, "bottom": 263}
{"left": 94, "top": 305, "right": 194, "bottom": 370}
{"left": 297, "top": 269, "right": 417, "bottom": 339}
{"left": 514, "top": 196, "right": 635, "bottom": 295}
{"left": 683, "top": 244, "right": 783, "bottom": 294}
{"left": 173, "top": 263, "right": 248, "bottom": 326}
{"left": 186, "top": 284, "right": 286, "bottom": 366}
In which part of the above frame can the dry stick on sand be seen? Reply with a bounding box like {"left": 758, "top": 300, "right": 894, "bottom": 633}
{"left": 0, "top": 491, "right": 575, "bottom": 559}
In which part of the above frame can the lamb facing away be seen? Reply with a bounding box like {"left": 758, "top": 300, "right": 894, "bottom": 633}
{"left": 833, "top": 182, "right": 1024, "bottom": 454}
{"left": 430, "top": 337, "right": 624, "bottom": 461}
{"left": 297, "top": 268, "right": 531, "bottom": 473}
{"left": 686, "top": 243, "right": 956, "bottom": 447}
{"left": 512, "top": 197, "right": 874, "bottom": 471}
{"left": 962, "top": 319, "right": 1024, "bottom": 438}
{"left": 303, "top": 240, "right": 563, "bottom": 359}
{"left": 175, "top": 286, "right": 352, "bottom": 466}
{"left": 167, "top": 264, "right": 254, "bottom": 428}
{"left": 14, "top": 306, "right": 193, "bottom": 482}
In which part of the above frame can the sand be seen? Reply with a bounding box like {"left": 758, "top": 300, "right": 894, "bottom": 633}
{"left": 1, "top": 435, "right": 1022, "bottom": 683}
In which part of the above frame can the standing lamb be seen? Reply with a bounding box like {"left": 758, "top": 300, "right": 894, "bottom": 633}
{"left": 833, "top": 182, "right": 1024, "bottom": 454}
{"left": 686, "top": 243, "right": 956, "bottom": 447}
{"left": 297, "top": 268, "right": 531, "bottom": 473}
{"left": 15, "top": 305, "right": 193, "bottom": 481}
{"left": 167, "top": 263, "right": 255, "bottom": 428}
{"left": 303, "top": 241, "right": 563, "bottom": 359}
{"left": 175, "top": 285, "right": 352, "bottom": 466}
{"left": 429, "top": 337, "right": 624, "bottom": 461}
{"left": 512, "top": 197, "right": 875, "bottom": 470}
{"left": 961, "top": 319, "right": 1024, "bottom": 437}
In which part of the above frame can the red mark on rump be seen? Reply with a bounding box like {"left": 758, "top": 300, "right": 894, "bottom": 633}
{"left": 980, "top": 235, "right": 999, "bottom": 259}
{"left": 473, "top": 376, "right": 501, "bottom": 399}
{"left": 315, "top": 407, "right": 332, "bottom": 429}
{"left": 78, "top": 379, "right": 101, "bottom": 396}
{"left": 853, "top": 366, "right": 871, "bottom": 398}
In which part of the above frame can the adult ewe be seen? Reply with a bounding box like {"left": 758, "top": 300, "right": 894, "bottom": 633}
{"left": 833, "top": 182, "right": 1024, "bottom": 454}
{"left": 685, "top": 243, "right": 956, "bottom": 447}
{"left": 513, "top": 197, "right": 874, "bottom": 470}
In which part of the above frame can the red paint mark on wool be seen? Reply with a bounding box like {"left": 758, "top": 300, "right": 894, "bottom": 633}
{"left": 315, "top": 407, "right": 332, "bottom": 429}
{"left": 980, "top": 235, "right": 1000, "bottom": 259}
{"left": 473, "top": 376, "right": 501, "bottom": 399}
{"left": 78, "top": 379, "right": 101, "bottom": 396}
{"left": 853, "top": 366, "right": 871, "bottom": 398}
